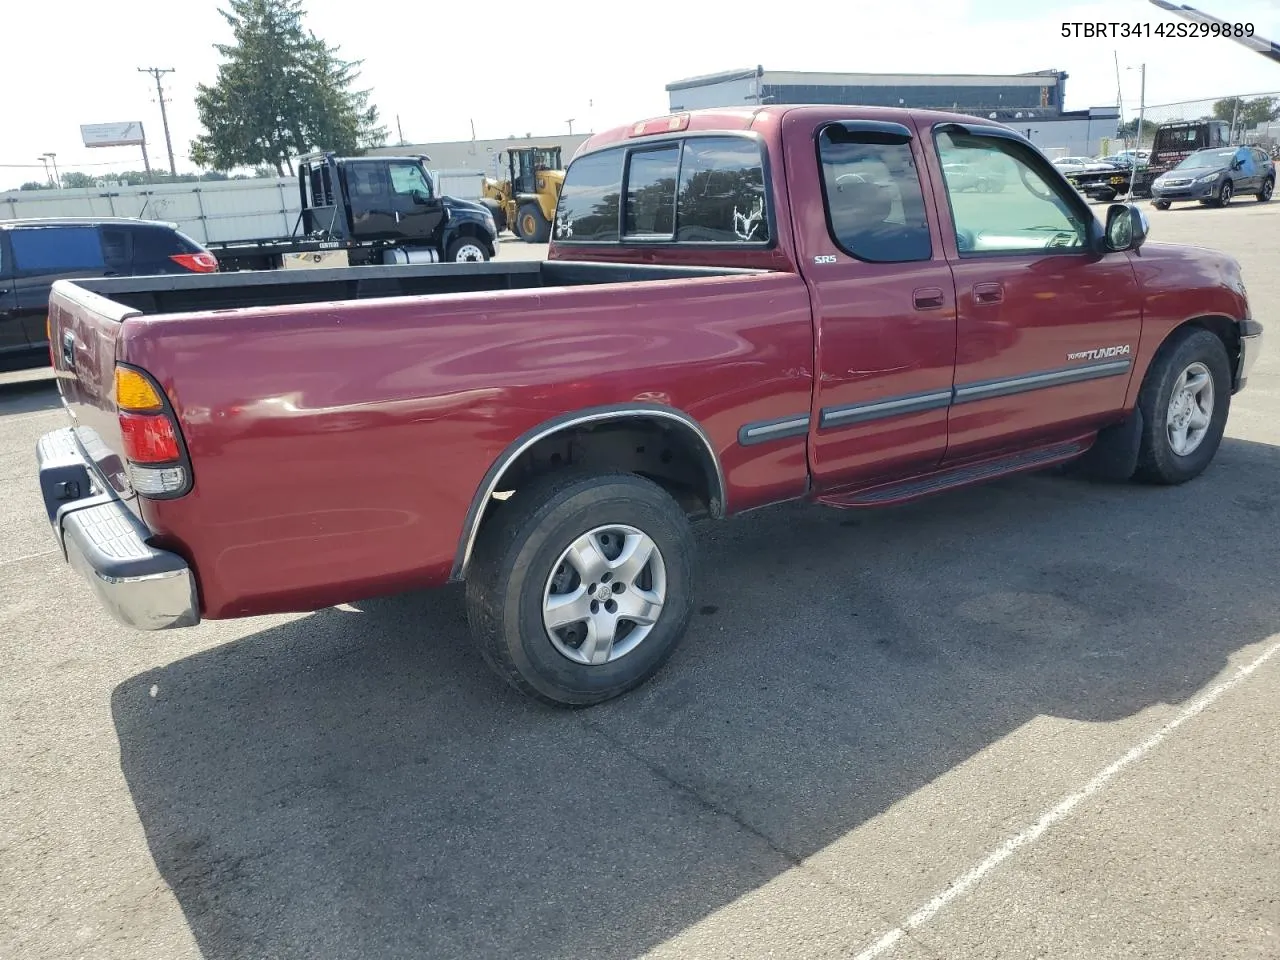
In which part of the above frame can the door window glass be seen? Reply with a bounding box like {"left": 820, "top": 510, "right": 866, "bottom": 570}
{"left": 388, "top": 163, "right": 432, "bottom": 197}
{"left": 10, "top": 226, "right": 105, "bottom": 272}
{"left": 935, "top": 129, "right": 1089, "bottom": 255}
{"left": 818, "top": 126, "right": 932, "bottom": 262}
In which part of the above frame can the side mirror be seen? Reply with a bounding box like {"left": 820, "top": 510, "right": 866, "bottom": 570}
{"left": 410, "top": 189, "right": 432, "bottom": 205}
{"left": 1103, "top": 203, "right": 1149, "bottom": 253}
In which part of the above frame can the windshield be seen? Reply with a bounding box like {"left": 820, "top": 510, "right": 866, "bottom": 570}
{"left": 1173, "top": 148, "right": 1235, "bottom": 171}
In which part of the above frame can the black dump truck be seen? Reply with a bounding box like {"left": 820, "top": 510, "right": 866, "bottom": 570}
{"left": 1066, "top": 120, "right": 1232, "bottom": 201}
{"left": 207, "top": 152, "right": 500, "bottom": 271}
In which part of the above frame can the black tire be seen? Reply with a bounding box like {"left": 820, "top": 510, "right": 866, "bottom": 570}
{"left": 1258, "top": 177, "right": 1274, "bottom": 203}
{"left": 1152, "top": 199, "right": 1171, "bottom": 210}
{"left": 1216, "top": 180, "right": 1234, "bottom": 207}
{"left": 465, "top": 470, "right": 696, "bottom": 707}
{"left": 446, "top": 235, "right": 490, "bottom": 263}
{"left": 517, "top": 202, "right": 552, "bottom": 243}
{"left": 1133, "top": 327, "right": 1231, "bottom": 485}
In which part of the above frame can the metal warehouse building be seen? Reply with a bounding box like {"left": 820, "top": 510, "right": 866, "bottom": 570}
{"left": 666, "top": 67, "right": 1119, "bottom": 158}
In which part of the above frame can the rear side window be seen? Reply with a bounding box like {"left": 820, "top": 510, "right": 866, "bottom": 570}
{"left": 556, "top": 135, "right": 771, "bottom": 245}
{"left": 818, "top": 126, "right": 932, "bottom": 263}
{"left": 554, "top": 148, "right": 623, "bottom": 242}
{"left": 10, "top": 226, "right": 105, "bottom": 273}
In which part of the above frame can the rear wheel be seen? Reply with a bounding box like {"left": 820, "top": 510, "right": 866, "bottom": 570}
{"left": 465, "top": 471, "right": 695, "bottom": 706}
{"left": 1258, "top": 177, "right": 1274, "bottom": 202}
{"left": 1133, "top": 327, "right": 1231, "bottom": 485}
{"left": 517, "top": 203, "right": 552, "bottom": 243}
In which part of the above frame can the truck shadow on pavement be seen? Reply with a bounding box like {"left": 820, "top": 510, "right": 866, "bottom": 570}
{"left": 111, "top": 436, "right": 1280, "bottom": 960}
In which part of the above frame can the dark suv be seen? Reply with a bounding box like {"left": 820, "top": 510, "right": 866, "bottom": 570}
{"left": 0, "top": 218, "right": 218, "bottom": 370}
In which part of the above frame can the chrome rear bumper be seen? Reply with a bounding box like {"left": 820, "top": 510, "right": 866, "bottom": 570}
{"left": 36, "top": 428, "right": 199, "bottom": 631}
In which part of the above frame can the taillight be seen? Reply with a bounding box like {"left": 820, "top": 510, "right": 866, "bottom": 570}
{"left": 170, "top": 252, "right": 218, "bottom": 273}
{"left": 114, "top": 365, "right": 192, "bottom": 498}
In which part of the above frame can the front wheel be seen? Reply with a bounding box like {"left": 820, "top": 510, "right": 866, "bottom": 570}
{"left": 1217, "top": 180, "right": 1234, "bottom": 206}
{"left": 446, "top": 236, "right": 491, "bottom": 262}
{"left": 1258, "top": 177, "right": 1274, "bottom": 202}
{"left": 1152, "top": 199, "right": 1171, "bottom": 210}
{"left": 1133, "top": 327, "right": 1231, "bottom": 485}
{"left": 517, "top": 203, "right": 552, "bottom": 243}
{"left": 465, "top": 471, "right": 695, "bottom": 706}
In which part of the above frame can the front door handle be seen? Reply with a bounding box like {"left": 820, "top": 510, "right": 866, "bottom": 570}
{"left": 913, "top": 287, "right": 945, "bottom": 310}
{"left": 974, "top": 282, "right": 1004, "bottom": 304}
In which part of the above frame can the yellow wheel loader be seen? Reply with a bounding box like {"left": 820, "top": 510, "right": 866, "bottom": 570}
{"left": 480, "top": 146, "right": 564, "bottom": 243}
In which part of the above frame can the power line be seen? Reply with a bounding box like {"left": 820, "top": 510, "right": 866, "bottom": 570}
{"left": 138, "top": 66, "right": 177, "bottom": 177}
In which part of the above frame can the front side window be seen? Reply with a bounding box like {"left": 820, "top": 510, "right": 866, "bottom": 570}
{"left": 10, "top": 226, "right": 105, "bottom": 273}
{"left": 388, "top": 162, "right": 432, "bottom": 197}
{"left": 935, "top": 129, "right": 1089, "bottom": 255}
{"left": 818, "top": 126, "right": 931, "bottom": 263}
{"left": 624, "top": 146, "right": 679, "bottom": 237}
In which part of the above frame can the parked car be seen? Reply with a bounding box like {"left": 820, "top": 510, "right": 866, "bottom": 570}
{"left": 1149, "top": 145, "right": 1276, "bottom": 208}
{"left": 35, "top": 105, "right": 1261, "bottom": 707}
{"left": 0, "top": 218, "right": 217, "bottom": 370}
{"left": 1053, "top": 156, "right": 1113, "bottom": 175}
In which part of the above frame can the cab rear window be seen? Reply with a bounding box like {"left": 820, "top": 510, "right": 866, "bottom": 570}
{"left": 555, "top": 135, "right": 770, "bottom": 245}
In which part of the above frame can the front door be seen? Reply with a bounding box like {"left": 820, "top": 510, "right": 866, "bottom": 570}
{"left": 922, "top": 123, "right": 1144, "bottom": 462}
{"left": 385, "top": 160, "right": 446, "bottom": 242}
{"left": 783, "top": 112, "right": 959, "bottom": 490}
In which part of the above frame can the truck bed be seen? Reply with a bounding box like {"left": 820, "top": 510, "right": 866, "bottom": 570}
{"left": 66, "top": 260, "right": 764, "bottom": 315}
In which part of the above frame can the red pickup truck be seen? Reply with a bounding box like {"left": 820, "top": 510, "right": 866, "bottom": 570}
{"left": 36, "top": 105, "right": 1262, "bottom": 706}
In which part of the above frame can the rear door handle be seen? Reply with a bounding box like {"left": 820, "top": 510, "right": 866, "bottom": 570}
{"left": 974, "top": 282, "right": 1004, "bottom": 304}
{"left": 913, "top": 287, "right": 945, "bottom": 310}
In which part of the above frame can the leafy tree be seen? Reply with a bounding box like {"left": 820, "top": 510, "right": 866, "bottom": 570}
{"left": 18, "top": 181, "right": 49, "bottom": 191}
{"left": 1117, "top": 118, "right": 1159, "bottom": 138}
{"left": 1212, "top": 96, "right": 1280, "bottom": 127}
{"left": 190, "top": 0, "right": 387, "bottom": 176}
{"left": 61, "top": 172, "right": 97, "bottom": 188}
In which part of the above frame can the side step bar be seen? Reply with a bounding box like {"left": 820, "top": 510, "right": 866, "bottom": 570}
{"left": 816, "top": 438, "right": 1092, "bottom": 508}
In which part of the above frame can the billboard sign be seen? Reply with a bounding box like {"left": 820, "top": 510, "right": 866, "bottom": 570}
{"left": 81, "top": 122, "right": 146, "bottom": 148}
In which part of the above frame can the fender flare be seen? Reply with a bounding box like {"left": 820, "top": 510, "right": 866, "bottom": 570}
{"left": 449, "top": 403, "right": 727, "bottom": 580}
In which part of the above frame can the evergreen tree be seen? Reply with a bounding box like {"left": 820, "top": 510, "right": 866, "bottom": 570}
{"left": 190, "top": 0, "right": 387, "bottom": 175}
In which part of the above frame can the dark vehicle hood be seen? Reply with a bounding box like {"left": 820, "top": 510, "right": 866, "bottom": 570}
{"left": 442, "top": 196, "right": 490, "bottom": 218}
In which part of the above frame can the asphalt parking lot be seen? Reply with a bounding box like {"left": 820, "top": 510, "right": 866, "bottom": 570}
{"left": 2, "top": 201, "right": 1278, "bottom": 960}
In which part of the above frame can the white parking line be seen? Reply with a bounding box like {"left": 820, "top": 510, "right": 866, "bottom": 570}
{"left": 852, "top": 637, "right": 1280, "bottom": 960}
{"left": 0, "top": 549, "right": 57, "bottom": 567}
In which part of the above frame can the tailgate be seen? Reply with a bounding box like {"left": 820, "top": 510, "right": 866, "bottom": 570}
{"left": 47, "top": 279, "right": 143, "bottom": 516}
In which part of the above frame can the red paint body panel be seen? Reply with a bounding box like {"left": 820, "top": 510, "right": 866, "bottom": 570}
{"left": 45, "top": 105, "right": 1256, "bottom": 625}
{"left": 121, "top": 273, "right": 814, "bottom": 618}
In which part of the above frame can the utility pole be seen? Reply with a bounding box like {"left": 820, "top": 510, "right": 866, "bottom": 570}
{"left": 42, "top": 153, "right": 61, "bottom": 189}
{"left": 1127, "top": 63, "right": 1146, "bottom": 199}
{"left": 138, "top": 67, "right": 177, "bottom": 176}
{"left": 37, "top": 156, "right": 52, "bottom": 187}
{"left": 566, "top": 118, "right": 575, "bottom": 135}
{"left": 396, "top": 114, "right": 406, "bottom": 146}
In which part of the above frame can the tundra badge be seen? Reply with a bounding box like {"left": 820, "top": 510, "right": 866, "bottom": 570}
{"left": 1067, "top": 344, "right": 1131, "bottom": 361}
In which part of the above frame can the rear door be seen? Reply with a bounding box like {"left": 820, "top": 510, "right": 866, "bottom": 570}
{"left": 782, "top": 110, "right": 959, "bottom": 490}
{"left": 343, "top": 161, "right": 397, "bottom": 238}
{"left": 10, "top": 224, "right": 110, "bottom": 352}
{"left": 0, "top": 231, "right": 24, "bottom": 356}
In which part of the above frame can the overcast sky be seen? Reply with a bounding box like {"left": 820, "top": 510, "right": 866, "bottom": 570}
{"left": 3, "top": 0, "right": 1278, "bottom": 184}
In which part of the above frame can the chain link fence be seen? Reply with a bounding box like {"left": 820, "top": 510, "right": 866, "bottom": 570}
{"left": 1116, "top": 92, "right": 1280, "bottom": 155}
